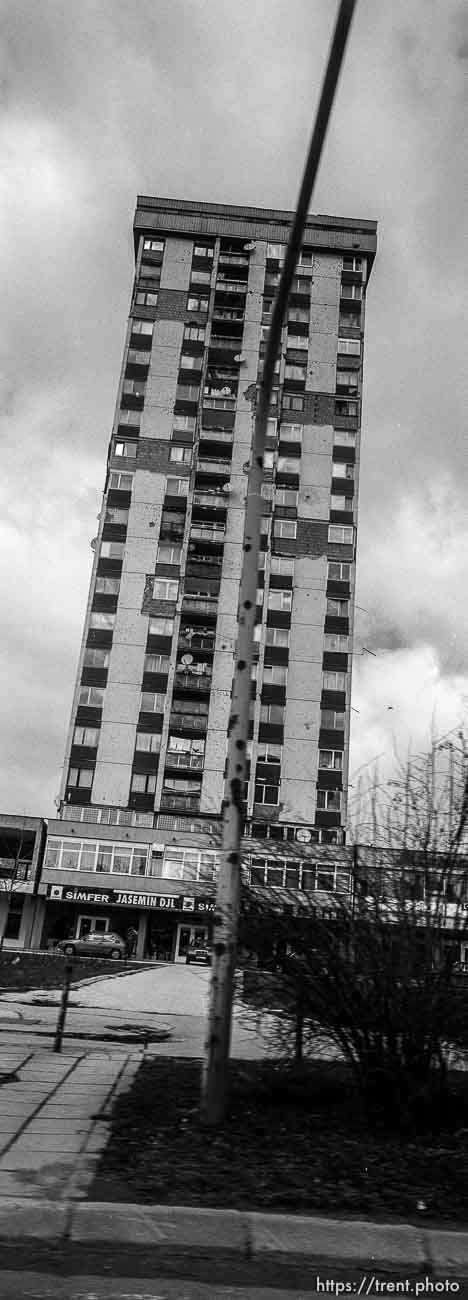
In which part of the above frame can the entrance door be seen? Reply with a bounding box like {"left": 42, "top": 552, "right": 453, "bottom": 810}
{"left": 175, "top": 924, "right": 208, "bottom": 963}
{"left": 77, "top": 915, "right": 109, "bottom": 939}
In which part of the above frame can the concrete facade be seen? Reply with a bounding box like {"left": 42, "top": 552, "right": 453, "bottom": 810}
{"left": 58, "top": 196, "right": 376, "bottom": 854}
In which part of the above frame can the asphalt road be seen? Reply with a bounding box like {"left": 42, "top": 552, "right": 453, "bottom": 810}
{"left": 0, "top": 1272, "right": 318, "bottom": 1299}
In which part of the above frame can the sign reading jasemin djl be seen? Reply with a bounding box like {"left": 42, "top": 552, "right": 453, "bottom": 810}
{"left": 47, "top": 884, "right": 215, "bottom": 913}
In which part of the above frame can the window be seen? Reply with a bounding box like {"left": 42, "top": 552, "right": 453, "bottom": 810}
{"left": 100, "top": 540, "right": 125, "bottom": 560}
{"left": 135, "top": 291, "right": 158, "bottom": 308}
{"left": 263, "top": 450, "right": 275, "bottom": 471}
{"left": 94, "top": 577, "right": 120, "bottom": 595}
{"left": 176, "top": 383, "right": 200, "bottom": 402}
{"left": 336, "top": 370, "right": 359, "bottom": 393}
{"left": 73, "top": 726, "right": 100, "bottom": 748}
{"left": 162, "top": 846, "right": 219, "bottom": 883}
{"left": 282, "top": 394, "right": 304, "bottom": 412}
{"left": 156, "top": 544, "right": 182, "bottom": 567}
{"left": 254, "top": 781, "right": 280, "bottom": 805}
{"left": 275, "top": 488, "right": 298, "bottom": 509}
{"left": 260, "top": 703, "right": 285, "bottom": 725}
{"left": 335, "top": 399, "right": 358, "bottom": 418}
{"left": 122, "top": 379, "right": 146, "bottom": 398}
{"left": 330, "top": 494, "right": 353, "bottom": 512}
{"left": 113, "top": 441, "right": 138, "bottom": 459}
{"left": 267, "top": 242, "right": 286, "bottom": 262}
{"left": 268, "top": 590, "right": 292, "bottom": 612}
{"left": 342, "top": 255, "right": 363, "bottom": 273}
{"left": 118, "top": 409, "right": 141, "bottom": 426}
{"left": 194, "top": 244, "right": 214, "bottom": 259}
{"left": 131, "top": 319, "right": 154, "bottom": 336}
{"left": 319, "top": 750, "right": 343, "bottom": 770}
{"left": 257, "top": 742, "right": 282, "bottom": 764}
{"left": 179, "top": 353, "right": 202, "bottom": 371}
{"left": 299, "top": 248, "right": 314, "bottom": 266}
{"left": 280, "top": 421, "right": 303, "bottom": 442}
{"left": 278, "top": 456, "right": 300, "bottom": 474}
{"left": 340, "top": 283, "right": 362, "bottom": 300}
{"left": 187, "top": 295, "right": 209, "bottom": 313}
{"left": 328, "top": 525, "right": 354, "bottom": 545}
{"left": 316, "top": 789, "right": 342, "bottom": 810}
{"left": 78, "top": 686, "right": 105, "bottom": 707}
{"left": 140, "top": 692, "right": 165, "bottom": 713}
{"left": 291, "top": 276, "right": 310, "bottom": 295}
{"left": 284, "top": 363, "right": 306, "bottom": 382}
{"left": 190, "top": 269, "right": 211, "bottom": 286}
{"left": 262, "top": 664, "right": 287, "bottom": 685}
{"left": 83, "top": 648, "right": 109, "bottom": 669}
{"left": 169, "top": 445, "right": 192, "bottom": 464}
{"left": 328, "top": 561, "right": 351, "bottom": 581}
{"left": 89, "top": 612, "right": 115, "bottom": 630}
{"left": 338, "top": 337, "right": 361, "bottom": 356}
{"left": 184, "top": 324, "right": 205, "bottom": 342}
{"left": 288, "top": 307, "right": 309, "bottom": 324}
{"left": 143, "top": 238, "right": 164, "bottom": 253}
{"left": 166, "top": 477, "right": 188, "bottom": 497}
{"left": 127, "top": 349, "right": 151, "bottom": 367}
{"left": 332, "top": 462, "right": 354, "bottom": 481}
{"left": 131, "top": 772, "right": 157, "bottom": 795}
{"left": 324, "top": 632, "right": 349, "bottom": 652}
{"left": 321, "top": 709, "right": 345, "bottom": 730}
{"left": 323, "top": 671, "right": 347, "bottom": 691}
{"left": 274, "top": 519, "right": 297, "bottom": 540}
{"left": 270, "top": 556, "right": 294, "bottom": 578}
{"left": 68, "top": 767, "right": 94, "bottom": 789}
{"left": 287, "top": 333, "right": 308, "bottom": 350}
{"left": 148, "top": 616, "right": 174, "bottom": 637}
{"left": 333, "top": 429, "right": 356, "bottom": 447}
{"left": 152, "top": 578, "right": 179, "bottom": 602}
{"left": 105, "top": 507, "right": 129, "bottom": 526}
{"left": 265, "top": 626, "right": 290, "bottom": 648}
{"left": 108, "top": 471, "right": 134, "bottom": 490}
{"left": 173, "top": 414, "right": 196, "bottom": 433}
{"left": 144, "top": 653, "right": 170, "bottom": 673}
{"left": 135, "top": 732, "right": 161, "bottom": 753}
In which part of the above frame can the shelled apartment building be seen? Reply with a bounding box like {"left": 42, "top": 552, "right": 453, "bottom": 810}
{"left": 37, "top": 196, "right": 377, "bottom": 960}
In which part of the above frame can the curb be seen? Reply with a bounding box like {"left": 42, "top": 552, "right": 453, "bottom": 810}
{"left": 0, "top": 1201, "right": 467, "bottom": 1274}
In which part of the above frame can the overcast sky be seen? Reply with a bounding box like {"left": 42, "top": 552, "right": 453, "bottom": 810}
{"left": 1, "top": 0, "right": 468, "bottom": 819}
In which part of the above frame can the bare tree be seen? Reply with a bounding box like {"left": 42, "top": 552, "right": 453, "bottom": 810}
{"left": 238, "top": 732, "right": 468, "bottom": 1126}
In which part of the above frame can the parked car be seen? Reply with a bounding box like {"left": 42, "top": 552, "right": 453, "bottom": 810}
{"left": 56, "top": 931, "right": 126, "bottom": 959}
{"left": 186, "top": 944, "right": 212, "bottom": 966}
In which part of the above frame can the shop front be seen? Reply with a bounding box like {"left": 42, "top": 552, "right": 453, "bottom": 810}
{"left": 42, "top": 883, "right": 215, "bottom": 960}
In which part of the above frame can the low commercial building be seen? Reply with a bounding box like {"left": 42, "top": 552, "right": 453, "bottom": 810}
{"left": 0, "top": 814, "right": 47, "bottom": 950}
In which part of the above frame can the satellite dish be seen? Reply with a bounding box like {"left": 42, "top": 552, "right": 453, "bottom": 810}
{"left": 221, "top": 483, "right": 231, "bottom": 495}
{"left": 181, "top": 654, "right": 193, "bottom": 666}
{"left": 244, "top": 242, "right": 256, "bottom": 252}
{"left": 90, "top": 538, "right": 97, "bottom": 550}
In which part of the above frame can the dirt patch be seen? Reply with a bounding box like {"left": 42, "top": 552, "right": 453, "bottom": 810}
{"left": 0, "top": 952, "right": 146, "bottom": 993}
{"left": 91, "top": 1057, "right": 468, "bottom": 1221}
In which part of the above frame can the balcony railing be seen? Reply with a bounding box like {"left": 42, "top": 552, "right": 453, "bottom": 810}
{"left": 193, "top": 490, "right": 229, "bottom": 508}
{"left": 196, "top": 458, "right": 232, "bottom": 476}
{"left": 169, "top": 712, "right": 208, "bottom": 733}
{"left": 181, "top": 597, "right": 218, "bottom": 619}
{"left": 202, "top": 397, "right": 236, "bottom": 411}
{"left": 199, "top": 428, "right": 233, "bottom": 445}
{"left": 209, "top": 336, "right": 242, "bottom": 352}
{"left": 218, "top": 253, "right": 249, "bottom": 268}
{"left": 215, "top": 280, "right": 247, "bottom": 295}
{"left": 160, "top": 794, "right": 201, "bottom": 812}
{"left": 189, "top": 526, "right": 225, "bottom": 545}
{"left": 211, "top": 308, "right": 245, "bottom": 322}
{"left": 165, "top": 751, "right": 204, "bottom": 770}
{"left": 174, "top": 672, "right": 212, "bottom": 692}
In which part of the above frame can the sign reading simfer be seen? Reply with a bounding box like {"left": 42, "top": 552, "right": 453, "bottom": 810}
{"left": 47, "top": 884, "right": 215, "bottom": 913}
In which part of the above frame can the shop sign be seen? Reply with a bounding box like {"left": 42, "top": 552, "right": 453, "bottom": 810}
{"left": 47, "top": 884, "right": 215, "bottom": 913}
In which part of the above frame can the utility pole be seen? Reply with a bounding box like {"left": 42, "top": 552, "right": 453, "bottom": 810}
{"left": 201, "top": 0, "right": 358, "bottom": 1125}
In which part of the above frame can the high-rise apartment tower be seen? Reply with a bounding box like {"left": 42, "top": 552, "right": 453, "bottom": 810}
{"left": 59, "top": 196, "right": 377, "bottom": 850}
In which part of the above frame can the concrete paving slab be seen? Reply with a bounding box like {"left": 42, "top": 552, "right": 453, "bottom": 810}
{"left": 0, "top": 1197, "right": 68, "bottom": 1239}
{"left": 247, "top": 1213, "right": 426, "bottom": 1266}
{"left": 21, "top": 1120, "right": 90, "bottom": 1134}
{"left": 9, "top": 1135, "right": 84, "bottom": 1151}
{"left": 70, "top": 1202, "right": 249, "bottom": 1250}
{"left": 0, "top": 1149, "right": 76, "bottom": 1171}
{"left": 425, "top": 1228, "right": 468, "bottom": 1271}
{"left": 0, "top": 1174, "right": 50, "bottom": 1197}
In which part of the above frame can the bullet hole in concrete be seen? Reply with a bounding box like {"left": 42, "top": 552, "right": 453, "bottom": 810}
{"left": 238, "top": 660, "right": 246, "bottom": 670}
{"left": 244, "top": 600, "right": 252, "bottom": 610}
{"left": 244, "top": 543, "right": 252, "bottom": 552}
{"left": 228, "top": 851, "right": 240, "bottom": 866}
{"left": 235, "top": 739, "right": 245, "bottom": 750}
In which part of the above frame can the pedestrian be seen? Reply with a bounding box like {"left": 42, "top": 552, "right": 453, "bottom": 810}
{"left": 126, "top": 926, "right": 138, "bottom": 958}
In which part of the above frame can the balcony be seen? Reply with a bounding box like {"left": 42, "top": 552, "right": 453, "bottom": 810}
{"left": 215, "top": 279, "right": 247, "bottom": 295}
{"left": 189, "top": 524, "right": 225, "bottom": 545}
{"left": 218, "top": 253, "right": 249, "bottom": 269}
{"left": 211, "top": 307, "right": 245, "bottom": 324}
{"left": 202, "top": 396, "right": 236, "bottom": 411}
{"left": 174, "top": 671, "right": 212, "bottom": 693}
{"left": 165, "top": 751, "right": 204, "bottom": 771}
{"left": 169, "top": 712, "right": 208, "bottom": 733}
{"left": 193, "top": 489, "right": 229, "bottom": 509}
{"left": 196, "top": 458, "right": 231, "bottom": 477}
{"left": 181, "top": 594, "right": 218, "bottom": 616}
{"left": 209, "top": 336, "right": 242, "bottom": 353}
{"left": 199, "top": 427, "right": 233, "bottom": 447}
{"left": 160, "top": 794, "right": 201, "bottom": 812}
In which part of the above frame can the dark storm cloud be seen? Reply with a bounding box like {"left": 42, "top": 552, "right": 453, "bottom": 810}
{"left": 1, "top": 0, "right": 468, "bottom": 811}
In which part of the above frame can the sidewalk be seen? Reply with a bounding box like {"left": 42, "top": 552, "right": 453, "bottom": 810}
{"left": 0, "top": 1045, "right": 468, "bottom": 1276}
